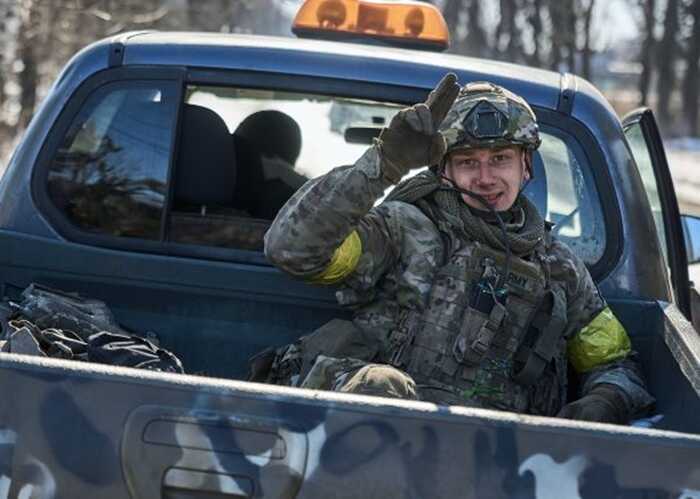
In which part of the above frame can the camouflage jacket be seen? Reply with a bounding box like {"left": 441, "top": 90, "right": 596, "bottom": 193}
{"left": 265, "top": 146, "right": 654, "bottom": 417}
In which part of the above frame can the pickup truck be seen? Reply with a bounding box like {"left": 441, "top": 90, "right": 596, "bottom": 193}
{"left": 2, "top": 2, "right": 700, "bottom": 498}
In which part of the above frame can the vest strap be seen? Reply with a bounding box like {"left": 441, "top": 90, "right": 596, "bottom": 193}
{"left": 455, "top": 300, "right": 507, "bottom": 365}
{"left": 512, "top": 289, "right": 567, "bottom": 385}
{"left": 388, "top": 310, "right": 422, "bottom": 367}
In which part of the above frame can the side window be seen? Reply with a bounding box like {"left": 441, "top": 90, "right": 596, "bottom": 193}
{"left": 47, "top": 81, "right": 178, "bottom": 240}
{"left": 535, "top": 132, "right": 606, "bottom": 263}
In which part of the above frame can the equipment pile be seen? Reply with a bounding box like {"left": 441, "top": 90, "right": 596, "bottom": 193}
{"left": 0, "top": 283, "right": 183, "bottom": 374}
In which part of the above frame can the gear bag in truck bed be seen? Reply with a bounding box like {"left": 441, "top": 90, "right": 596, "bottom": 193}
{"left": 0, "top": 283, "right": 183, "bottom": 373}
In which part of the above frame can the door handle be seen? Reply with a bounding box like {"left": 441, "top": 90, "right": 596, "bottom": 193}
{"left": 122, "top": 405, "right": 308, "bottom": 499}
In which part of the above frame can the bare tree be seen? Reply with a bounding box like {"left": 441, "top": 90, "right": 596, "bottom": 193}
{"left": 186, "top": 0, "right": 232, "bottom": 32}
{"left": 495, "top": 0, "right": 524, "bottom": 62}
{"left": 465, "top": 0, "right": 490, "bottom": 57}
{"left": 16, "top": 0, "right": 40, "bottom": 130}
{"left": 565, "top": 0, "right": 577, "bottom": 73}
{"left": 183, "top": 0, "right": 283, "bottom": 35}
{"left": 637, "top": 0, "right": 657, "bottom": 105}
{"left": 524, "top": 0, "right": 544, "bottom": 67}
{"left": 0, "top": 0, "right": 18, "bottom": 156}
{"left": 682, "top": 0, "right": 700, "bottom": 135}
{"left": 548, "top": 0, "right": 566, "bottom": 70}
{"left": 0, "top": 2, "right": 13, "bottom": 113}
{"left": 494, "top": 0, "right": 506, "bottom": 57}
{"left": 579, "top": 0, "right": 596, "bottom": 80}
{"left": 442, "top": 0, "right": 464, "bottom": 52}
{"left": 657, "top": 0, "right": 680, "bottom": 129}
{"left": 3, "top": 0, "right": 694, "bottom": 163}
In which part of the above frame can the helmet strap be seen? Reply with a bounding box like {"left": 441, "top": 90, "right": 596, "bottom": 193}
{"left": 522, "top": 149, "right": 533, "bottom": 180}
{"left": 518, "top": 150, "right": 533, "bottom": 199}
{"left": 436, "top": 155, "right": 448, "bottom": 177}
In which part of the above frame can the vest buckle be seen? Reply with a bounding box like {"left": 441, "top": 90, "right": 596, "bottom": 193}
{"left": 455, "top": 300, "right": 507, "bottom": 365}
{"left": 388, "top": 311, "right": 421, "bottom": 367}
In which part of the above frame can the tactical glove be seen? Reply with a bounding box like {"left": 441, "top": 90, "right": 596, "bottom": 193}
{"left": 377, "top": 73, "right": 460, "bottom": 183}
{"left": 557, "top": 383, "right": 630, "bottom": 424}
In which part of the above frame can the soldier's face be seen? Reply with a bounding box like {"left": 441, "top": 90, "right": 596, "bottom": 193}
{"left": 443, "top": 146, "right": 529, "bottom": 211}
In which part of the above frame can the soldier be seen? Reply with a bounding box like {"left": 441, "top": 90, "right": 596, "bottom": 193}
{"left": 263, "top": 74, "right": 653, "bottom": 423}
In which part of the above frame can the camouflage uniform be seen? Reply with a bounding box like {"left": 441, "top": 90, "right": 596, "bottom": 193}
{"left": 264, "top": 80, "right": 654, "bottom": 419}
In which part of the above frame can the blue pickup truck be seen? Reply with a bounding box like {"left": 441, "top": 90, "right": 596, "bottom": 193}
{"left": 1, "top": 1, "right": 700, "bottom": 497}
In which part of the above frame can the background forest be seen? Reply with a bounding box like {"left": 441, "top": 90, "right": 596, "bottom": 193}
{"left": 0, "top": 0, "right": 697, "bottom": 168}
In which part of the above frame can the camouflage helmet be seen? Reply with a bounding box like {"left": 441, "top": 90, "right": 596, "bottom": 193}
{"left": 440, "top": 81, "right": 541, "bottom": 154}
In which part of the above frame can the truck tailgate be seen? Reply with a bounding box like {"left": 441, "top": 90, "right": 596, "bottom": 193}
{"left": 0, "top": 353, "right": 699, "bottom": 499}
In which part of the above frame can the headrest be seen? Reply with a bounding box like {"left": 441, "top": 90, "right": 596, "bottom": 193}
{"left": 174, "top": 104, "right": 235, "bottom": 208}
{"left": 234, "top": 110, "right": 302, "bottom": 164}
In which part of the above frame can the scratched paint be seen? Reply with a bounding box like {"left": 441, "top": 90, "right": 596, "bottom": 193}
{"left": 0, "top": 430, "right": 55, "bottom": 499}
{"left": 304, "top": 422, "right": 328, "bottom": 479}
{"left": 519, "top": 454, "right": 588, "bottom": 499}
{"left": 518, "top": 452, "right": 700, "bottom": 499}
{"left": 0, "top": 429, "right": 15, "bottom": 499}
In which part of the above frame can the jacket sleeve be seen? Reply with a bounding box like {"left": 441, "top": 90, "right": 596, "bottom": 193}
{"left": 264, "top": 145, "right": 401, "bottom": 288}
{"left": 550, "top": 240, "right": 655, "bottom": 418}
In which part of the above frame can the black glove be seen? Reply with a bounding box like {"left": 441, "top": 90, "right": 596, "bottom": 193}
{"left": 557, "top": 384, "right": 630, "bottom": 424}
{"left": 377, "top": 73, "right": 460, "bottom": 182}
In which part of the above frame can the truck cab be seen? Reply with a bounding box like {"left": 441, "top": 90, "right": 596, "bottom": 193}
{"left": 1, "top": 2, "right": 700, "bottom": 497}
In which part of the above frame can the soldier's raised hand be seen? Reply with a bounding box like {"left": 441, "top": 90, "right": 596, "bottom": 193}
{"left": 378, "top": 73, "right": 460, "bottom": 182}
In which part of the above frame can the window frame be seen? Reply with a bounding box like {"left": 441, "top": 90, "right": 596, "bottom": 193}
{"left": 33, "top": 66, "right": 186, "bottom": 254}
{"left": 33, "top": 66, "right": 622, "bottom": 280}
{"left": 536, "top": 122, "right": 611, "bottom": 266}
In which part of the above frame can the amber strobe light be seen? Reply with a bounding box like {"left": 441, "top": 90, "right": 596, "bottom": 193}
{"left": 292, "top": 0, "right": 450, "bottom": 51}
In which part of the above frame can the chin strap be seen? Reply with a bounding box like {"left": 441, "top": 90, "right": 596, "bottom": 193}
{"left": 518, "top": 150, "right": 534, "bottom": 197}
{"left": 439, "top": 174, "right": 512, "bottom": 303}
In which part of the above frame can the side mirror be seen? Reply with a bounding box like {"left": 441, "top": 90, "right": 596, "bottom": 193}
{"left": 681, "top": 214, "right": 700, "bottom": 264}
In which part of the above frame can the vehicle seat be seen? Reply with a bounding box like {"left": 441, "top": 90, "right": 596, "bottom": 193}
{"left": 232, "top": 110, "right": 307, "bottom": 220}
{"left": 169, "top": 104, "right": 268, "bottom": 251}
{"left": 173, "top": 104, "right": 237, "bottom": 214}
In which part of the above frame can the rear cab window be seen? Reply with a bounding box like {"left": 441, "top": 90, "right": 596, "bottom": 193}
{"left": 42, "top": 77, "right": 608, "bottom": 268}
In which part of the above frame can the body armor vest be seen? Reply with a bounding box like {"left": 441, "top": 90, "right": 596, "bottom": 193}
{"left": 384, "top": 239, "right": 568, "bottom": 414}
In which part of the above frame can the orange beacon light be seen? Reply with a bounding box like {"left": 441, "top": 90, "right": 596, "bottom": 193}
{"left": 292, "top": 0, "right": 450, "bottom": 52}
